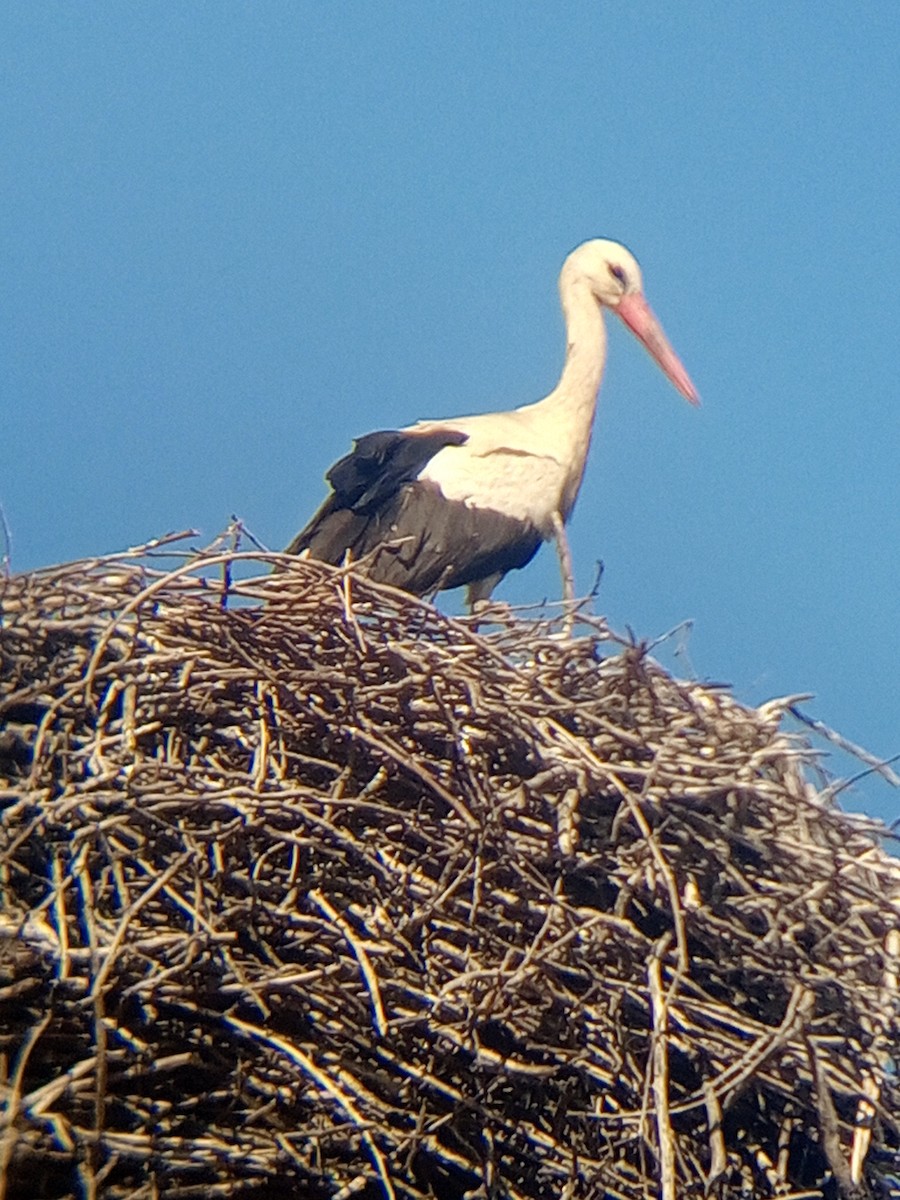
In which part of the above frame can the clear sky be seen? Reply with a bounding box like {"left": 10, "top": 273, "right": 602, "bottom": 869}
{"left": 3, "top": 5, "right": 898, "bottom": 824}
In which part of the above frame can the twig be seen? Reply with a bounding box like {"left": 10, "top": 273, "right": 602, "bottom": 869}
{"left": 0, "top": 503, "right": 11, "bottom": 577}
{"left": 789, "top": 705, "right": 900, "bottom": 787}
{"left": 311, "top": 888, "right": 388, "bottom": 1037}
{"left": 0, "top": 1012, "right": 53, "bottom": 1200}
{"left": 222, "top": 1013, "right": 396, "bottom": 1200}
{"left": 649, "top": 941, "right": 676, "bottom": 1200}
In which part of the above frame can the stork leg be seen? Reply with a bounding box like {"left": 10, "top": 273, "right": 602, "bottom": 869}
{"left": 550, "top": 511, "right": 575, "bottom": 633}
{"left": 465, "top": 572, "right": 504, "bottom": 627}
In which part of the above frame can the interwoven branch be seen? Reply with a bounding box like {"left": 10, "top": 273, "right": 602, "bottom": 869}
{"left": 1, "top": 537, "right": 898, "bottom": 1199}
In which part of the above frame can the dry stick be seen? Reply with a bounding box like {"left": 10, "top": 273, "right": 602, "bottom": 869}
{"left": 252, "top": 678, "right": 271, "bottom": 791}
{"left": 338, "top": 559, "right": 369, "bottom": 654}
{"left": 807, "top": 1038, "right": 855, "bottom": 1195}
{"left": 649, "top": 941, "right": 677, "bottom": 1200}
{"left": 75, "top": 858, "right": 101, "bottom": 1200}
{"left": 351, "top": 724, "right": 480, "bottom": 830}
{"left": 4, "top": 1056, "right": 102, "bottom": 1126}
{"left": 850, "top": 924, "right": 900, "bottom": 1183}
{"left": 88, "top": 853, "right": 192, "bottom": 1001}
{"left": 23, "top": 550, "right": 242, "bottom": 782}
{"left": 588, "top": 749, "right": 690, "bottom": 977}
{"left": 0, "top": 1010, "right": 53, "bottom": 1200}
{"left": 703, "top": 1080, "right": 727, "bottom": 1189}
{"left": 311, "top": 889, "right": 388, "bottom": 1037}
{"left": 658, "top": 983, "right": 815, "bottom": 1121}
{"left": 73, "top": 549, "right": 294, "bottom": 691}
{"left": 789, "top": 704, "right": 900, "bottom": 788}
{"left": 221, "top": 1013, "right": 396, "bottom": 1200}
{"left": 776, "top": 1114, "right": 795, "bottom": 1186}
{"left": 0, "top": 503, "right": 11, "bottom": 577}
{"left": 51, "top": 848, "right": 71, "bottom": 982}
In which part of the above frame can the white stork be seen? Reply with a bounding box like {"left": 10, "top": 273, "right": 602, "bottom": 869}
{"left": 287, "top": 238, "right": 698, "bottom": 607}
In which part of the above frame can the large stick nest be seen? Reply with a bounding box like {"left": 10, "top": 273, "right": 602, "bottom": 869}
{"left": 1, "top": 535, "right": 898, "bottom": 1200}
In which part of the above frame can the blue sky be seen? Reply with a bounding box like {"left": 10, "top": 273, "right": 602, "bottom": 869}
{"left": 3, "top": 5, "right": 898, "bottom": 824}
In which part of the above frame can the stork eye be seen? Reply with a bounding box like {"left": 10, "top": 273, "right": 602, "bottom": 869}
{"left": 608, "top": 264, "right": 628, "bottom": 287}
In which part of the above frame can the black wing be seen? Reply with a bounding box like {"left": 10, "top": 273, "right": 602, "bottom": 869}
{"left": 286, "top": 427, "right": 543, "bottom": 595}
{"left": 286, "top": 427, "right": 467, "bottom": 561}
{"left": 326, "top": 429, "right": 467, "bottom": 513}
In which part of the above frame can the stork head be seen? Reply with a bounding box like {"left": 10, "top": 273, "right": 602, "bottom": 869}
{"left": 561, "top": 238, "right": 699, "bottom": 405}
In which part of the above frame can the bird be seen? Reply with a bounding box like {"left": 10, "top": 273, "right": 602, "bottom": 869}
{"left": 286, "top": 238, "right": 698, "bottom": 609}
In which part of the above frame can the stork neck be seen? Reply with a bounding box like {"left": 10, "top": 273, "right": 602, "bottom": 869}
{"left": 555, "top": 280, "right": 607, "bottom": 409}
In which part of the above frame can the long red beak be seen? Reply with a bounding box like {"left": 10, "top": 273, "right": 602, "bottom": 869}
{"left": 616, "top": 293, "right": 699, "bottom": 406}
